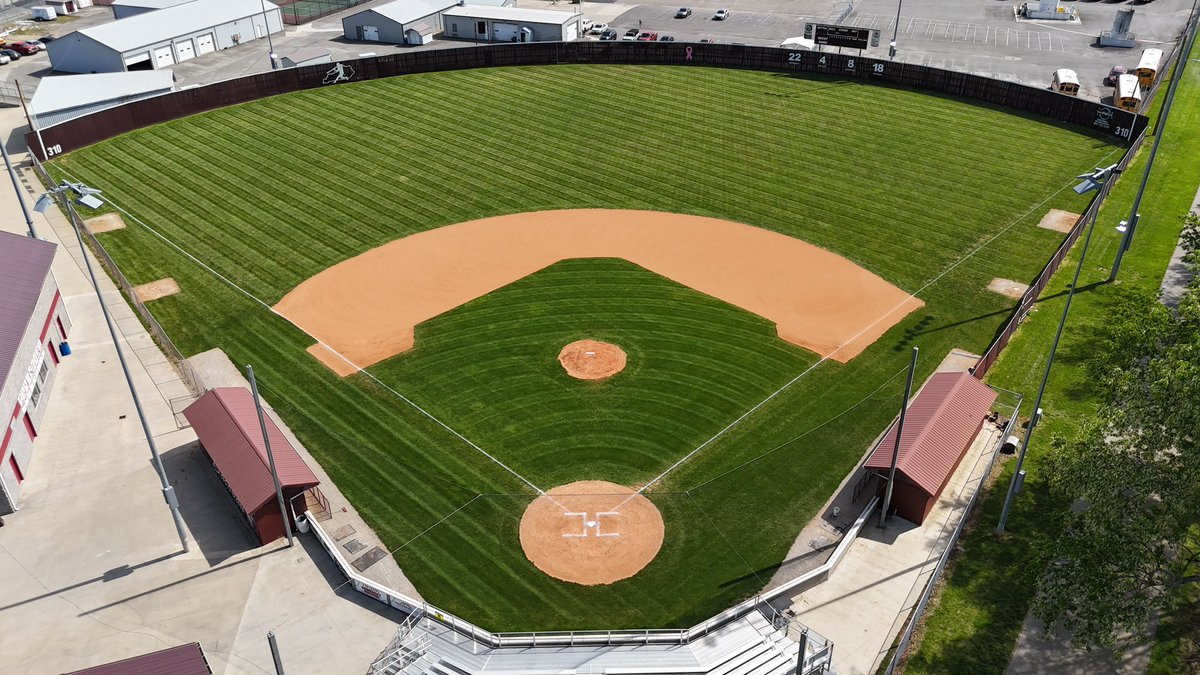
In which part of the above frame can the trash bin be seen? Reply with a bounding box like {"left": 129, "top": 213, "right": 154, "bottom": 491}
{"left": 59, "top": 341, "right": 71, "bottom": 356}
{"left": 295, "top": 515, "right": 310, "bottom": 534}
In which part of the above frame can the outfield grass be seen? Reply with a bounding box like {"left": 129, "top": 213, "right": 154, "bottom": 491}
{"left": 900, "top": 37, "right": 1200, "bottom": 674}
{"left": 52, "top": 64, "right": 1119, "bottom": 630}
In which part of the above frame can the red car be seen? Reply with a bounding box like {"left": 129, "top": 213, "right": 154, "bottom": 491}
{"left": 8, "top": 42, "right": 39, "bottom": 56}
{"left": 636, "top": 31, "right": 658, "bottom": 41}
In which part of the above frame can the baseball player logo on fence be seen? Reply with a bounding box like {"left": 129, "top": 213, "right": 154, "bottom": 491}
{"left": 323, "top": 63, "right": 355, "bottom": 85}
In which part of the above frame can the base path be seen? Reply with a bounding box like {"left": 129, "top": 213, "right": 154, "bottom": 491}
{"left": 274, "top": 210, "right": 924, "bottom": 375}
{"left": 519, "top": 481, "right": 664, "bottom": 586}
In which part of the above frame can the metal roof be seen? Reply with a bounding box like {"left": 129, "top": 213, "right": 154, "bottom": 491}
{"left": 355, "top": 0, "right": 457, "bottom": 25}
{"left": 110, "top": 0, "right": 195, "bottom": 9}
{"left": 30, "top": 71, "right": 176, "bottom": 116}
{"left": 0, "top": 231, "right": 57, "bottom": 387}
{"left": 864, "top": 371, "right": 997, "bottom": 496}
{"left": 62, "top": 642, "right": 212, "bottom": 675}
{"left": 183, "top": 387, "right": 319, "bottom": 514}
{"left": 442, "top": 5, "right": 579, "bottom": 24}
{"left": 76, "top": 0, "right": 281, "bottom": 53}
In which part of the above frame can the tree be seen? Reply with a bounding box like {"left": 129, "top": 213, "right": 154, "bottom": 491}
{"left": 1030, "top": 211, "right": 1200, "bottom": 654}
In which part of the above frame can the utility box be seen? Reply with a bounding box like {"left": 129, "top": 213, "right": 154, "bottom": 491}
{"left": 32, "top": 6, "right": 57, "bottom": 20}
{"left": 1099, "top": 8, "right": 1138, "bottom": 48}
{"left": 1019, "top": 0, "right": 1077, "bottom": 21}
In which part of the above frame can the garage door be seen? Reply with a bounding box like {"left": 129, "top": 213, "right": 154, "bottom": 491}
{"left": 154, "top": 45, "right": 174, "bottom": 68}
{"left": 174, "top": 39, "right": 195, "bottom": 61}
{"left": 123, "top": 51, "right": 151, "bottom": 67}
{"left": 565, "top": 24, "right": 577, "bottom": 41}
{"left": 196, "top": 33, "right": 215, "bottom": 55}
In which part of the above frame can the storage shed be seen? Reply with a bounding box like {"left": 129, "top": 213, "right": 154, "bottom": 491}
{"left": 280, "top": 47, "right": 332, "bottom": 68}
{"left": 341, "top": 0, "right": 457, "bottom": 45}
{"left": 442, "top": 5, "right": 582, "bottom": 42}
{"left": 864, "top": 372, "right": 997, "bottom": 525}
{"left": 45, "top": 0, "right": 93, "bottom": 16}
{"left": 47, "top": 0, "right": 283, "bottom": 74}
{"left": 110, "top": 0, "right": 195, "bottom": 20}
{"left": 64, "top": 642, "right": 212, "bottom": 675}
{"left": 29, "top": 71, "right": 176, "bottom": 129}
{"left": 0, "top": 232, "right": 70, "bottom": 516}
{"left": 183, "top": 387, "right": 319, "bottom": 545}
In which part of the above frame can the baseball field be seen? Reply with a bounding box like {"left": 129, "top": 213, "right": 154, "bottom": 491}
{"left": 51, "top": 64, "right": 1120, "bottom": 631}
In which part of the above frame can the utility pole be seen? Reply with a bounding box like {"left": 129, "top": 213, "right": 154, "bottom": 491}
{"left": 889, "top": 0, "right": 903, "bottom": 60}
{"left": 1, "top": 139, "right": 36, "bottom": 238}
{"left": 268, "top": 631, "right": 285, "bottom": 675}
{"left": 247, "top": 364, "right": 294, "bottom": 547}
{"left": 880, "top": 347, "right": 918, "bottom": 528}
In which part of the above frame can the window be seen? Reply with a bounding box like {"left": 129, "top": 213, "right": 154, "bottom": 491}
{"left": 30, "top": 382, "right": 42, "bottom": 409}
{"left": 477, "top": 21, "right": 486, "bottom": 35}
{"left": 38, "top": 360, "right": 48, "bottom": 383}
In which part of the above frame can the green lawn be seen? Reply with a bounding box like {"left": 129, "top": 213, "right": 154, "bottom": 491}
{"left": 900, "top": 37, "right": 1200, "bottom": 674}
{"left": 52, "top": 64, "right": 1119, "bottom": 631}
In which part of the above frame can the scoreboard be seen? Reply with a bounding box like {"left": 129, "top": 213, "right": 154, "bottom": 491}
{"left": 803, "top": 23, "right": 881, "bottom": 49}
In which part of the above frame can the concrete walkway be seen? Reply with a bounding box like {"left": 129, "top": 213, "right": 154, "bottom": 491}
{"left": 0, "top": 117, "right": 402, "bottom": 673}
{"left": 787, "top": 423, "right": 1003, "bottom": 675}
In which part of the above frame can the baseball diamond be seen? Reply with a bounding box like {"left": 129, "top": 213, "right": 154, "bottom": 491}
{"left": 48, "top": 63, "right": 1121, "bottom": 631}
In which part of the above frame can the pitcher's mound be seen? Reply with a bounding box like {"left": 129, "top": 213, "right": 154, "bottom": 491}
{"left": 519, "top": 481, "right": 664, "bottom": 585}
{"left": 558, "top": 340, "right": 626, "bottom": 380}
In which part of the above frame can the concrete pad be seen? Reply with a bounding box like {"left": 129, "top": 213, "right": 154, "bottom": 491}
{"left": 331, "top": 524, "right": 356, "bottom": 541}
{"left": 352, "top": 547, "right": 387, "bottom": 573}
{"left": 344, "top": 539, "right": 367, "bottom": 555}
{"left": 145, "top": 360, "right": 182, "bottom": 386}
{"left": 133, "top": 278, "right": 181, "bottom": 302}
{"left": 989, "top": 278, "right": 1030, "bottom": 299}
{"left": 1007, "top": 615, "right": 1153, "bottom": 674}
{"left": 935, "top": 348, "right": 981, "bottom": 373}
{"left": 790, "top": 426, "right": 1003, "bottom": 675}
{"left": 1036, "top": 209, "right": 1079, "bottom": 233}
{"left": 134, "top": 346, "right": 170, "bottom": 367}
{"left": 84, "top": 212, "right": 126, "bottom": 234}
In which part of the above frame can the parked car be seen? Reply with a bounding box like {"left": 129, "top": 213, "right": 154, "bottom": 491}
{"left": 675, "top": 7, "right": 692, "bottom": 18}
{"left": 599, "top": 27, "right": 619, "bottom": 40}
{"left": 9, "top": 42, "right": 39, "bottom": 55}
{"left": 636, "top": 31, "right": 658, "bottom": 41}
{"left": 26, "top": 40, "right": 47, "bottom": 51}
{"left": 698, "top": 38, "right": 716, "bottom": 43}
{"left": 0, "top": 48, "right": 21, "bottom": 61}
{"left": 589, "top": 22, "right": 608, "bottom": 34}
{"left": 38, "top": 35, "right": 57, "bottom": 43}
{"left": 713, "top": 8, "right": 730, "bottom": 20}
{"left": 0, "top": 55, "right": 10, "bottom": 65}
{"left": 1103, "top": 65, "right": 1127, "bottom": 87}
{"left": 658, "top": 35, "right": 675, "bottom": 41}
{"left": 622, "top": 28, "right": 639, "bottom": 40}
{"left": 581, "top": 19, "right": 594, "bottom": 33}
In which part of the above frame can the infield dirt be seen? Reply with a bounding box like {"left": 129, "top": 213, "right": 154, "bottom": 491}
{"left": 275, "top": 210, "right": 923, "bottom": 375}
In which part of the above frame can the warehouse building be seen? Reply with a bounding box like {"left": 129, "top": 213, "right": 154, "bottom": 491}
{"left": 110, "top": 0, "right": 195, "bottom": 20}
{"left": 29, "top": 71, "right": 176, "bottom": 130}
{"left": 341, "top": 0, "right": 458, "bottom": 45}
{"left": 47, "top": 0, "right": 283, "bottom": 74}
{"left": 0, "top": 232, "right": 71, "bottom": 516}
{"left": 442, "top": 5, "right": 582, "bottom": 42}
{"left": 184, "top": 388, "right": 320, "bottom": 545}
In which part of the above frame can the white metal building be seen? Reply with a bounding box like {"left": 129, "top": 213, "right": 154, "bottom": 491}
{"left": 45, "top": 0, "right": 93, "bottom": 16}
{"left": 442, "top": 5, "right": 582, "bottom": 42}
{"left": 47, "top": 0, "right": 284, "bottom": 74}
{"left": 0, "top": 232, "right": 70, "bottom": 515}
{"left": 464, "top": 0, "right": 516, "bottom": 7}
{"left": 341, "top": 0, "right": 458, "bottom": 45}
{"left": 29, "top": 71, "right": 176, "bottom": 129}
{"left": 111, "top": 0, "right": 195, "bottom": 20}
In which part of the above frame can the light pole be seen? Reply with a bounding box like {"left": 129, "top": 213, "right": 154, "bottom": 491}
{"left": 246, "top": 364, "right": 293, "bottom": 548}
{"left": 1110, "top": 11, "right": 1198, "bottom": 281}
{"left": 889, "top": 0, "right": 903, "bottom": 60}
{"left": 996, "top": 186, "right": 1107, "bottom": 533}
{"left": 34, "top": 182, "right": 190, "bottom": 553}
{"left": 880, "top": 346, "right": 917, "bottom": 528}
{"left": 260, "top": 0, "right": 278, "bottom": 69}
{"left": 1, "top": 138, "right": 37, "bottom": 238}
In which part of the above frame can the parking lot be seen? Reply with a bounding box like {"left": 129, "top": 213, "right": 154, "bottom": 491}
{"left": 0, "top": 0, "right": 1193, "bottom": 103}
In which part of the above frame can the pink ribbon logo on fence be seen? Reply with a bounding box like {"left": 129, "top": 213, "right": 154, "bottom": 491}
{"left": 685, "top": 46, "right": 693, "bottom": 61}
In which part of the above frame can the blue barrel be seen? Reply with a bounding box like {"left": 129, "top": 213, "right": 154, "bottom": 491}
{"left": 59, "top": 341, "right": 71, "bottom": 356}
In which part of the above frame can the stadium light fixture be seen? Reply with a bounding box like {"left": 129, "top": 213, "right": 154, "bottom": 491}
{"left": 35, "top": 181, "right": 191, "bottom": 553}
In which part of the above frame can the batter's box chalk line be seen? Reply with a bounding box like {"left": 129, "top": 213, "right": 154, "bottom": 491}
{"left": 561, "top": 511, "right": 621, "bottom": 538}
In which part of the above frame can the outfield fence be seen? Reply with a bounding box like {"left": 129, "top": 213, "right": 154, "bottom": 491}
{"left": 969, "top": 31, "right": 1184, "bottom": 379}
{"left": 26, "top": 42, "right": 1146, "bottom": 162}
{"left": 30, "top": 156, "right": 206, "bottom": 400}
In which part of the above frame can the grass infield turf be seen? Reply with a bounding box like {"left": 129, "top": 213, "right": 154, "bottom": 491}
{"left": 52, "top": 64, "right": 1120, "bottom": 631}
